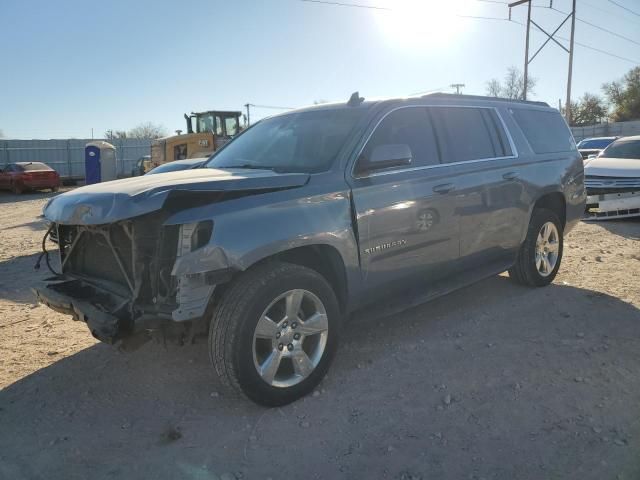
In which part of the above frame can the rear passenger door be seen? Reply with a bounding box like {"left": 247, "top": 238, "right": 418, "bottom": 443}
{"left": 349, "top": 107, "right": 460, "bottom": 300}
{"left": 429, "top": 106, "right": 525, "bottom": 270}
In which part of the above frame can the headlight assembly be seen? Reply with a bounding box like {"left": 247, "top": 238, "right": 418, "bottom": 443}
{"left": 178, "top": 221, "right": 213, "bottom": 255}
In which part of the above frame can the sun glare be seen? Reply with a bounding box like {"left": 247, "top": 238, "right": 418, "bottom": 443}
{"left": 375, "top": 0, "right": 476, "bottom": 49}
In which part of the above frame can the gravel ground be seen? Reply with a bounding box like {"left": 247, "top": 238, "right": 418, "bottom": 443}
{"left": 1, "top": 190, "right": 639, "bottom": 480}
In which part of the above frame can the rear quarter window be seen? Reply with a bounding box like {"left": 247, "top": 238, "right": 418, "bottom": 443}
{"left": 510, "top": 108, "right": 575, "bottom": 154}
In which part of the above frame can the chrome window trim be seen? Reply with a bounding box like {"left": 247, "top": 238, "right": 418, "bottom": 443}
{"left": 351, "top": 104, "right": 519, "bottom": 179}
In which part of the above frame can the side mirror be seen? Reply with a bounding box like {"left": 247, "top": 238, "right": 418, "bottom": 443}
{"left": 363, "top": 144, "right": 413, "bottom": 172}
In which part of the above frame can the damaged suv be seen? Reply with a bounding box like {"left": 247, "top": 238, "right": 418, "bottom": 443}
{"left": 35, "top": 93, "right": 585, "bottom": 406}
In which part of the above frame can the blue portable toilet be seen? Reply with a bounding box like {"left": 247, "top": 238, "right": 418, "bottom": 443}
{"left": 85, "top": 141, "right": 117, "bottom": 184}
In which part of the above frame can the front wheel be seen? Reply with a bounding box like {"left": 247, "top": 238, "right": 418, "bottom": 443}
{"left": 509, "top": 208, "right": 563, "bottom": 286}
{"left": 209, "top": 262, "right": 341, "bottom": 406}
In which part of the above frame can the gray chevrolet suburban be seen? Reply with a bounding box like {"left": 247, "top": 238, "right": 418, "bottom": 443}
{"left": 35, "top": 93, "right": 586, "bottom": 406}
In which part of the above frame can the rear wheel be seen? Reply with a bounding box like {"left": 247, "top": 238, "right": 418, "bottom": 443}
{"left": 509, "top": 208, "right": 563, "bottom": 286}
{"left": 209, "top": 262, "right": 341, "bottom": 406}
{"left": 11, "top": 182, "right": 23, "bottom": 195}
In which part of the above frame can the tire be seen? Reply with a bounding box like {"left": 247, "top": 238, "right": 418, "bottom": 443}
{"left": 51, "top": 186, "right": 59, "bottom": 193}
{"left": 209, "top": 261, "right": 341, "bottom": 406}
{"left": 509, "top": 208, "right": 563, "bottom": 287}
{"left": 11, "top": 182, "right": 24, "bottom": 195}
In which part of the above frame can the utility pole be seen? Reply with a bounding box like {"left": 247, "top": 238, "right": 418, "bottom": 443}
{"left": 244, "top": 103, "right": 251, "bottom": 126}
{"left": 509, "top": 0, "right": 575, "bottom": 104}
{"left": 565, "top": 0, "right": 576, "bottom": 125}
{"left": 523, "top": 0, "right": 532, "bottom": 100}
{"left": 450, "top": 83, "right": 465, "bottom": 95}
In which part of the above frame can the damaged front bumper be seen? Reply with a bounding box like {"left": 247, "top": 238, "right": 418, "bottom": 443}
{"left": 585, "top": 191, "right": 640, "bottom": 220}
{"left": 34, "top": 217, "right": 233, "bottom": 345}
{"left": 34, "top": 278, "right": 140, "bottom": 343}
{"left": 33, "top": 275, "right": 224, "bottom": 344}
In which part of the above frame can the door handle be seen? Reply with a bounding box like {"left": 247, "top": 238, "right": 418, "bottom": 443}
{"left": 503, "top": 171, "right": 519, "bottom": 180}
{"left": 433, "top": 183, "right": 455, "bottom": 194}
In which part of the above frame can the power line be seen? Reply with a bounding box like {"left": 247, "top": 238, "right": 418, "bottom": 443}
{"left": 581, "top": 0, "right": 640, "bottom": 26}
{"left": 571, "top": 38, "right": 640, "bottom": 64}
{"left": 509, "top": 3, "right": 640, "bottom": 65}
{"left": 299, "top": 0, "right": 390, "bottom": 11}
{"left": 458, "top": 14, "right": 512, "bottom": 20}
{"left": 299, "top": 0, "right": 511, "bottom": 21}
{"left": 247, "top": 104, "right": 295, "bottom": 110}
{"left": 408, "top": 86, "right": 449, "bottom": 96}
{"left": 298, "top": 0, "right": 640, "bottom": 64}
{"left": 547, "top": 6, "right": 640, "bottom": 47}
{"left": 607, "top": 0, "right": 640, "bottom": 17}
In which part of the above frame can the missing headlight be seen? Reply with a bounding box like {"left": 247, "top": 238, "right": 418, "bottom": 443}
{"left": 178, "top": 221, "right": 213, "bottom": 256}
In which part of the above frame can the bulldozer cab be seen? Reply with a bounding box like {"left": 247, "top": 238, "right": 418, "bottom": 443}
{"left": 148, "top": 110, "right": 242, "bottom": 174}
{"left": 186, "top": 110, "right": 242, "bottom": 145}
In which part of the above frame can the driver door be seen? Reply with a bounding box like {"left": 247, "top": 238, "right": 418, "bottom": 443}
{"left": 348, "top": 107, "right": 460, "bottom": 300}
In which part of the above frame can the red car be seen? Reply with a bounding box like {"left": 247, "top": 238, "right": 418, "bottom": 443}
{"left": 0, "top": 162, "right": 60, "bottom": 194}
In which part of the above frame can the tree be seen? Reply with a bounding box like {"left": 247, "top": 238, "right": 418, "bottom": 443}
{"left": 127, "top": 122, "right": 168, "bottom": 139}
{"left": 486, "top": 67, "right": 537, "bottom": 100}
{"left": 602, "top": 66, "right": 640, "bottom": 122}
{"left": 566, "top": 93, "right": 608, "bottom": 126}
{"left": 486, "top": 79, "right": 502, "bottom": 98}
{"left": 104, "top": 130, "right": 128, "bottom": 140}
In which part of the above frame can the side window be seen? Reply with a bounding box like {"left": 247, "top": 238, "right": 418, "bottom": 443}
{"left": 358, "top": 107, "right": 439, "bottom": 173}
{"left": 224, "top": 116, "right": 239, "bottom": 136}
{"left": 482, "top": 109, "right": 513, "bottom": 157}
{"left": 510, "top": 108, "right": 575, "bottom": 154}
{"left": 430, "top": 107, "right": 500, "bottom": 163}
{"left": 215, "top": 115, "right": 224, "bottom": 136}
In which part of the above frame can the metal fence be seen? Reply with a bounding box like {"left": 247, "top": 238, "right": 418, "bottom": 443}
{"left": 4, "top": 120, "right": 640, "bottom": 178}
{"left": 0, "top": 139, "right": 152, "bottom": 179}
{"left": 571, "top": 120, "right": 640, "bottom": 142}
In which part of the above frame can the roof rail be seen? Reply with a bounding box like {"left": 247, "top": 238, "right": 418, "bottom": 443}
{"left": 422, "top": 92, "right": 549, "bottom": 107}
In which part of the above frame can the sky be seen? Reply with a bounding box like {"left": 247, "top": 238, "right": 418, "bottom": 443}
{"left": 1, "top": 0, "right": 639, "bottom": 139}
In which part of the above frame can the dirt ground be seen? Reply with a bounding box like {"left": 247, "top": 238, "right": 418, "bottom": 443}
{"left": 1, "top": 190, "right": 639, "bottom": 480}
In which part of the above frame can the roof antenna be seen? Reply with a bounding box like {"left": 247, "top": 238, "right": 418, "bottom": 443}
{"left": 347, "top": 91, "right": 364, "bottom": 107}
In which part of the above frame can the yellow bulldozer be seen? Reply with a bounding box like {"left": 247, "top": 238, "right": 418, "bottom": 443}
{"left": 144, "top": 110, "right": 243, "bottom": 174}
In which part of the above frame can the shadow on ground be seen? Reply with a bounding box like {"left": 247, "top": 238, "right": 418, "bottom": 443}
{"left": 0, "top": 190, "right": 62, "bottom": 205}
{"left": 2, "top": 276, "right": 640, "bottom": 480}
{"left": 586, "top": 217, "right": 640, "bottom": 241}
{"left": 1, "top": 218, "right": 49, "bottom": 232}
{"left": 0, "top": 252, "right": 58, "bottom": 304}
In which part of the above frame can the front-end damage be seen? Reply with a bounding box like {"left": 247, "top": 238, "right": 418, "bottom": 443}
{"left": 584, "top": 176, "right": 640, "bottom": 220}
{"left": 35, "top": 213, "right": 220, "bottom": 346}
{"left": 34, "top": 169, "right": 311, "bottom": 347}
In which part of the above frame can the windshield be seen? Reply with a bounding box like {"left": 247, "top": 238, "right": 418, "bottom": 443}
{"left": 205, "top": 108, "right": 366, "bottom": 173}
{"left": 195, "top": 113, "right": 215, "bottom": 133}
{"left": 601, "top": 139, "right": 640, "bottom": 159}
{"left": 578, "top": 138, "right": 615, "bottom": 150}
